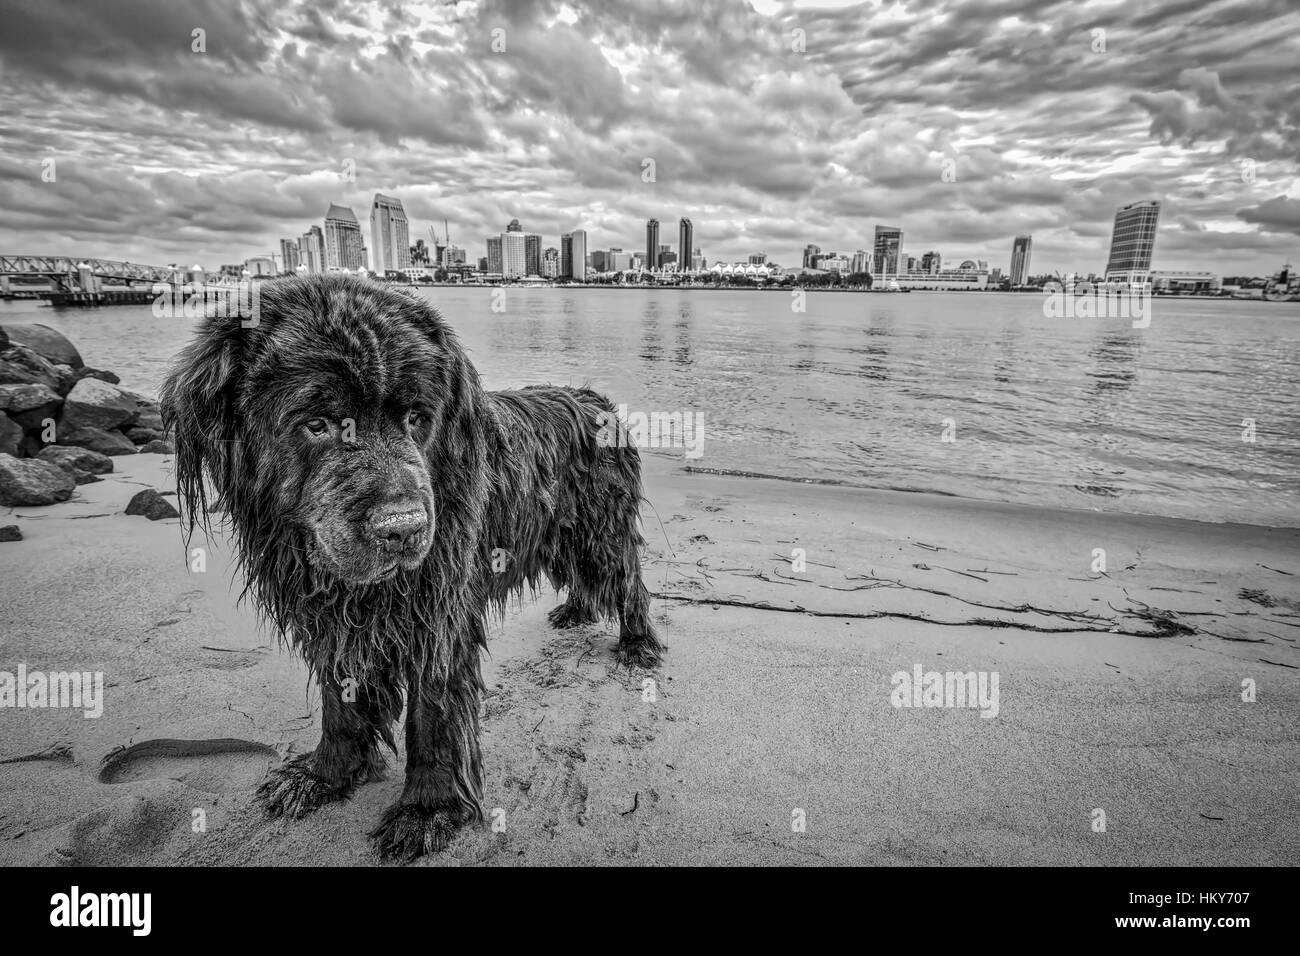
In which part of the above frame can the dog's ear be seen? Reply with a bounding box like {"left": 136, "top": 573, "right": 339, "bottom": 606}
{"left": 161, "top": 317, "right": 245, "bottom": 533}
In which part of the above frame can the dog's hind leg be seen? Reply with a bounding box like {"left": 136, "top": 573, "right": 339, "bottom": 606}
{"left": 258, "top": 667, "right": 399, "bottom": 819}
{"left": 370, "top": 627, "right": 486, "bottom": 859}
{"left": 614, "top": 537, "right": 665, "bottom": 668}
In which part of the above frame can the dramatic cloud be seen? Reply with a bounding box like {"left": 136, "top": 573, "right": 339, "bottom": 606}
{"left": 0, "top": 0, "right": 1296, "bottom": 274}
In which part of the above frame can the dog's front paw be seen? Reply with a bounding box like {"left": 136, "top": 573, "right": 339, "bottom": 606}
{"left": 369, "top": 803, "right": 469, "bottom": 860}
{"left": 256, "top": 753, "right": 352, "bottom": 819}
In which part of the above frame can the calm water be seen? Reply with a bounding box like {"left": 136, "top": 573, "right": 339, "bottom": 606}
{"left": 4, "top": 289, "right": 1299, "bottom": 527}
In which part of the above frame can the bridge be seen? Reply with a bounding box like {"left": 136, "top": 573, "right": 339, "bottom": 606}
{"left": 0, "top": 255, "right": 244, "bottom": 304}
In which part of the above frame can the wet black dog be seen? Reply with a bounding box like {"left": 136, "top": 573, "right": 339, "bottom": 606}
{"left": 162, "top": 274, "right": 662, "bottom": 859}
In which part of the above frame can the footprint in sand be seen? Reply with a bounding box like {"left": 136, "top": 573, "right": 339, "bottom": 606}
{"left": 98, "top": 737, "right": 279, "bottom": 794}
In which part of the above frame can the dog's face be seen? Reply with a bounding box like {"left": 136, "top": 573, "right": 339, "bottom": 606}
{"left": 164, "top": 278, "right": 481, "bottom": 588}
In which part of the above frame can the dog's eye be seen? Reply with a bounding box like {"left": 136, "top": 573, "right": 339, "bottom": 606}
{"left": 406, "top": 410, "right": 428, "bottom": 429}
{"left": 304, "top": 418, "right": 329, "bottom": 435}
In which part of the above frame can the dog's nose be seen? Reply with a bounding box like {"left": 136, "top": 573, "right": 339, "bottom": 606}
{"left": 368, "top": 502, "right": 428, "bottom": 552}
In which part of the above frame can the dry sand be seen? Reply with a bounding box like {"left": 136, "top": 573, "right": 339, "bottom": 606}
{"left": 0, "top": 452, "right": 1297, "bottom": 866}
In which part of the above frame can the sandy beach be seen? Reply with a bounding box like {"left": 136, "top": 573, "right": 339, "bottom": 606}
{"left": 0, "top": 450, "right": 1297, "bottom": 866}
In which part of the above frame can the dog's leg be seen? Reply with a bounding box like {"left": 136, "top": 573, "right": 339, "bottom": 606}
{"left": 547, "top": 586, "right": 599, "bottom": 629}
{"left": 370, "top": 634, "right": 485, "bottom": 859}
{"left": 616, "top": 540, "right": 665, "bottom": 667}
{"left": 258, "top": 669, "right": 398, "bottom": 818}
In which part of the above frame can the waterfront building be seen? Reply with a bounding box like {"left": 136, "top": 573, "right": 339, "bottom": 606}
{"left": 646, "top": 219, "right": 660, "bottom": 270}
{"left": 298, "top": 226, "right": 325, "bottom": 274}
{"left": 245, "top": 256, "right": 276, "bottom": 276}
{"left": 873, "top": 225, "right": 903, "bottom": 276}
{"left": 502, "top": 231, "right": 526, "bottom": 279}
{"left": 323, "top": 203, "right": 364, "bottom": 271}
{"left": 803, "top": 244, "right": 821, "bottom": 269}
{"left": 486, "top": 236, "right": 503, "bottom": 275}
{"left": 1104, "top": 200, "right": 1161, "bottom": 283}
{"left": 679, "top": 218, "right": 694, "bottom": 270}
{"left": 1010, "top": 235, "right": 1033, "bottom": 286}
{"left": 562, "top": 229, "right": 588, "bottom": 280}
{"left": 369, "top": 194, "right": 411, "bottom": 274}
{"left": 279, "top": 239, "right": 299, "bottom": 273}
{"left": 542, "top": 247, "right": 559, "bottom": 278}
{"left": 525, "top": 234, "right": 541, "bottom": 275}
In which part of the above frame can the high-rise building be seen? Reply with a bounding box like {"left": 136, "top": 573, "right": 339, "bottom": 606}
{"left": 279, "top": 239, "right": 299, "bottom": 273}
{"left": 562, "top": 229, "right": 588, "bottom": 281}
{"left": 803, "top": 244, "right": 821, "bottom": 269}
{"left": 1010, "top": 235, "right": 1033, "bottom": 286}
{"left": 369, "top": 194, "right": 411, "bottom": 274}
{"left": 873, "top": 226, "right": 903, "bottom": 276}
{"left": 1104, "top": 201, "right": 1160, "bottom": 279}
{"left": 506, "top": 218, "right": 522, "bottom": 233}
{"left": 542, "top": 247, "right": 559, "bottom": 278}
{"left": 525, "top": 234, "right": 541, "bottom": 276}
{"left": 920, "top": 250, "right": 941, "bottom": 275}
{"left": 850, "top": 249, "right": 870, "bottom": 274}
{"left": 748, "top": 253, "right": 767, "bottom": 265}
{"left": 486, "top": 236, "right": 503, "bottom": 275}
{"left": 679, "top": 218, "right": 693, "bottom": 271}
{"left": 323, "top": 204, "right": 364, "bottom": 271}
{"left": 501, "top": 231, "right": 526, "bottom": 279}
{"left": 298, "top": 226, "right": 325, "bottom": 274}
{"left": 691, "top": 250, "right": 705, "bottom": 272}
{"left": 440, "top": 244, "right": 466, "bottom": 268}
{"left": 646, "top": 219, "right": 660, "bottom": 271}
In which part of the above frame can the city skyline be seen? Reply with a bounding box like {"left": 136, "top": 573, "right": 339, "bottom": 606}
{"left": 2, "top": 0, "right": 1296, "bottom": 276}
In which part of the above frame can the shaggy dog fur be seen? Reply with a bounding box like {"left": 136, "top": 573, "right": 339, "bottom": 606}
{"left": 162, "top": 274, "right": 663, "bottom": 859}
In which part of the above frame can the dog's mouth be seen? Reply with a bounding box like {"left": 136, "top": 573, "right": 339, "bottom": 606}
{"left": 306, "top": 525, "right": 434, "bottom": 587}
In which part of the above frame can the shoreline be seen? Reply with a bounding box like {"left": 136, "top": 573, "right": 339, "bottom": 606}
{"left": 676, "top": 460, "right": 1300, "bottom": 533}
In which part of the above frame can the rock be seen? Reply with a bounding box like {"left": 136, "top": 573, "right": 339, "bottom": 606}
{"left": 61, "top": 378, "right": 138, "bottom": 431}
{"left": 0, "top": 323, "right": 83, "bottom": 369}
{"left": 50, "top": 363, "right": 79, "bottom": 396}
{"left": 118, "top": 389, "right": 163, "bottom": 431}
{"left": 0, "top": 412, "right": 21, "bottom": 457}
{"left": 0, "top": 383, "right": 62, "bottom": 431}
{"left": 0, "top": 524, "right": 21, "bottom": 542}
{"left": 18, "top": 434, "right": 43, "bottom": 458}
{"left": 37, "top": 444, "right": 114, "bottom": 476}
{"left": 126, "top": 426, "right": 166, "bottom": 445}
{"left": 56, "top": 424, "right": 138, "bottom": 456}
{"left": 138, "top": 439, "right": 175, "bottom": 455}
{"left": 0, "top": 345, "right": 62, "bottom": 390}
{"left": 72, "top": 366, "right": 121, "bottom": 387}
{"left": 72, "top": 469, "right": 102, "bottom": 485}
{"left": 0, "top": 326, "right": 7, "bottom": 349}
{"left": 0, "top": 453, "right": 75, "bottom": 506}
{"left": 125, "top": 489, "right": 179, "bottom": 521}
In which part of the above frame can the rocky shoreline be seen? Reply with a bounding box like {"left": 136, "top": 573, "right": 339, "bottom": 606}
{"left": 0, "top": 322, "right": 176, "bottom": 529}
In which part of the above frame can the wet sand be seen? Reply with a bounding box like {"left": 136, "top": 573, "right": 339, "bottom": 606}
{"left": 0, "top": 453, "right": 1297, "bottom": 865}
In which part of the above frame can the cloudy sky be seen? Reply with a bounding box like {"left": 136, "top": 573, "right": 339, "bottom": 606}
{"left": 1, "top": 0, "right": 1297, "bottom": 275}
